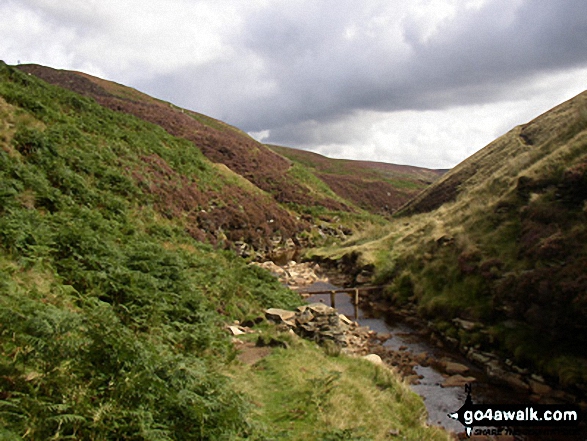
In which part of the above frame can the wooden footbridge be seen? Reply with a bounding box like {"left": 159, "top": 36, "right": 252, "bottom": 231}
{"left": 295, "top": 286, "right": 383, "bottom": 319}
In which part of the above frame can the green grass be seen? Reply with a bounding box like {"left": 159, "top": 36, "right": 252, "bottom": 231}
{"left": 0, "top": 61, "right": 303, "bottom": 439}
{"left": 311, "top": 91, "right": 587, "bottom": 391}
{"left": 0, "top": 61, "right": 452, "bottom": 440}
{"left": 229, "top": 334, "right": 451, "bottom": 441}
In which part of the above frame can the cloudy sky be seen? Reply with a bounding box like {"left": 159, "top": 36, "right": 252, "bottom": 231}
{"left": 2, "top": 0, "right": 587, "bottom": 168}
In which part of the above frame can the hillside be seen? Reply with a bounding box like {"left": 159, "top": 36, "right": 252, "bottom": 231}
{"left": 17, "top": 65, "right": 444, "bottom": 231}
{"left": 312, "top": 91, "right": 587, "bottom": 396}
{"left": 269, "top": 145, "right": 444, "bottom": 216}
{"left": 0, "top": 62, "right": 451, "bottom": 440}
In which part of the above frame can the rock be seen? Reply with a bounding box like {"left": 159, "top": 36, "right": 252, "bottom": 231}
{"left": 405, "top": 374, "right": 420, "bottom": 385}
{"left": 307, "top": 303, "right": 336, "bottom": 315}
{"left": 227, "top": 326, "right": 245, "bottom": 336}
{"left": 444, "top": 361, "right": 470, "bottom": 376}
{"left": 377, "top": 332, "right": 392, "bottom": 343}
{"left": 296, "top": 309, "right": 315, "bottom": 325}
{"left": 441, "top": 375, "right": 477, "bottom": 388}
{"left": 265, "top": 308, "right": 296, "bottom": 326}
{"left": 501, "top": 372, "right": 530, "bottom": 391}
{"left": 467, "top": 349, "right": 493, "bottom": 365}
{"left": 362, "top": 354, "right": 383, "bottom": 365}
{"left": 529, "top": 380, "right": 552, "bottom": 396}
{"left": 530, "top": 373, "right": 545, "bottom": 383}
{"left": 339, "top": 314, "right": 353, "bottom": 325}
{"left": 355, "top": 270, "right": 372, "bottom": 284}
{"left": 452, "top": 318, "right": 478, "bottom": 331}
{"left": 414, "top": 352, "right": 429, "bottom": 366}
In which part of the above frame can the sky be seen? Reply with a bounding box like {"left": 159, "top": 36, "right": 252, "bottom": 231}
{"left": 1, "top": 0, "right": 587, "bottom": 169}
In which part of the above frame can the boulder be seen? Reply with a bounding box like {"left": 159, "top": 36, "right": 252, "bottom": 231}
{"left": 444, "top": 361, "right": 470, "bottom": 376}
{"left": 362, "top": 354, "right": 383, "bottom": 365}
{"left": 441, "top": 375, "right": 477, "bottom": 388}
{"left": 265, "top": 308, "right": 296, "bottom": 326}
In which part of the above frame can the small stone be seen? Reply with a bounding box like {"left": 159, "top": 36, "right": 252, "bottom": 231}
{"left": 377, "top": 332, "right": 392, "bottom": 343}
{"left": 414, "top": 352, "right": 429, "bottom": 365}
{"left": 501, "top": 372, "right": 530, "bottom": 391}
{"left": 529, "top": 380, "right": 552, "bottom": 396}
{"left": 452, "top": 318, "right": 478, "bottom": 331}
{"left": 339, "top": 314, "right": 353, "bottom": 325}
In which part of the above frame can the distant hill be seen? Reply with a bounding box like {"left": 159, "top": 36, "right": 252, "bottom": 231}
{"left": 314, "top": 90, "right": 587, "bottom": 394}
{"left": 17, "top": 64, "right": 442, "bottom": 228}
{"left": 269, "top": 145, "right": 444, "bottom": 216}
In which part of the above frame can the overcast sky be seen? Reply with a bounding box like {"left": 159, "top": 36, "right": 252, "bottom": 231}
{"left": 2, "top": 0, "right": 587, "bottom": 168}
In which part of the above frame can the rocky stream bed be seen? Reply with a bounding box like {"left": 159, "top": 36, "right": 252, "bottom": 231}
{"left": 242, "top": 260, "right": 586, "bottom": 440}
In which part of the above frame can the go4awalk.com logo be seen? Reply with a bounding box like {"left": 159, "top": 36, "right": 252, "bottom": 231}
{"left": 448, "top": 384, "right": 582, "bottom": 438}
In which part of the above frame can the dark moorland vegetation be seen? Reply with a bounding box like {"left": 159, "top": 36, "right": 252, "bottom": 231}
{"left": 0, "top": 61, "right": 303, "bottom": 439}
{"left": 0, "top": 62, "right": 450, "bottom": 440}
{"left": 268, "top": 145, "right": 443, "bottom": 216}
{"left": 314, "top": 90, "right": 587, "bottom": 395}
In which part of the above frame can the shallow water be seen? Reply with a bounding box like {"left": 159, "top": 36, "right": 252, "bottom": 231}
{"left": 299, "top": 281, "right": 585, "bottom": 439}
{"left": 303, "top": 282, "right": 468, "bottom": 433}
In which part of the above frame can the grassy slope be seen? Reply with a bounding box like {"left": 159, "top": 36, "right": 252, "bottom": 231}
{"left": 230, "top": 330, "right": 450, "bottom": 441}
{"left": 269, "top": 145, "right": 443, "bottom": 216}
{"left": 313, "top": 91, "right": 587, "bottom": 393}
{"left": 17, "top": 64, "right": 354, "bottom": 216}
{"left": 0, "top": 62, "right": 447, "bottom": 439}
{"left": 17, "top": 64, "right": 444, "bottom": 224}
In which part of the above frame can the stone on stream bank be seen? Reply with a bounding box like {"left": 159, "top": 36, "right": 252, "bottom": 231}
{"left": 263, "top": 303, "right": 481, "bottom": 387}
{"left": 252, "top": 260, "right": 327, "bottom": 289}
{"left": 265, "top": 303, "right": 350, "bottom": 347}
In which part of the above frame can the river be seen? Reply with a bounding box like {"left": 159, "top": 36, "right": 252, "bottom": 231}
{"left": 301, "top": 280, "right": 585, "bottom": 441}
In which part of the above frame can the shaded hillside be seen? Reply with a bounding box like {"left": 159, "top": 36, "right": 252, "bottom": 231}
{"left": 17, "top": 64, "right": 352, "bottom": 213}
{"left": 269, "top": 145, "right": 444, "bottom": 216}
{"left": 398, "top": 92, "right": 587, "bottom": 217}
{"left": 313, "top": 91, "right": 587, "bottom": 394}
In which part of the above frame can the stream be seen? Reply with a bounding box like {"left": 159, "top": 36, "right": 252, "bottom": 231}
{"left": 300, "top": 280, "right": 584, "bottom": 440}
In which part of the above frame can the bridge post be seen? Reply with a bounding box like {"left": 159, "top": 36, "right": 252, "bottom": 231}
{"left": 330, "top": 290, "right": 336, "bottom": 308}
{"left": 354, "top": 288, "right": 359, "bottom": 319}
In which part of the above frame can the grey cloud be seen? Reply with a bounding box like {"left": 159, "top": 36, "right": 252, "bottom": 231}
{"left": 9, "top": 0, "right": 585, "bottom": 165}
{"left": 240, "top": 0, "right": 587, "bottom": 145}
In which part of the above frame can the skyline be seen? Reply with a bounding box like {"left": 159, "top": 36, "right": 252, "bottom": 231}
{"left": 2, "top": 0, "right": 587, "bottom": 168}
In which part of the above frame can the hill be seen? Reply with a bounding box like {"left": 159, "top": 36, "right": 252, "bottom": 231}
{"left": 312, "top": 91, "right": 587, "bottom": 396}
{"left": 16, "top": 65, "right": 443, "bottom": 235}
{"left": 0, "top": 61, "right": 450, "bottom": 440}
{"left": 269, "top": 145, "right": 444, "bottom": 216}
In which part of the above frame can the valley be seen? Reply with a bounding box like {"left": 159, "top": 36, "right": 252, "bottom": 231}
{"left": 0, "top": 60, "right": 585, "bottom": 440}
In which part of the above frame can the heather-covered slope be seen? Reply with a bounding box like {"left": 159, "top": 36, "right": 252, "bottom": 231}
{"left": 0, "top": 62, "right": 450, "bottom": 440}
{"left": 313, "top": 91, "right": 587, "bottom": 394}
{"left": 18, "top": 64, "right": 444, "bottom": 223}
{"left": 269, "top": 145, "right": 444, "bottom": 216}
{"left": 0, "top": 60, "right": 300, "bottom": 438}
{"left": 17, "top": 64, "right": 354, "bottom": 213}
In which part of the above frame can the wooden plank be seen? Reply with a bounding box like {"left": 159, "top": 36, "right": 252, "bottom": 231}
{"left": 296, "top": 286, "right": 381, "bottom": 295}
